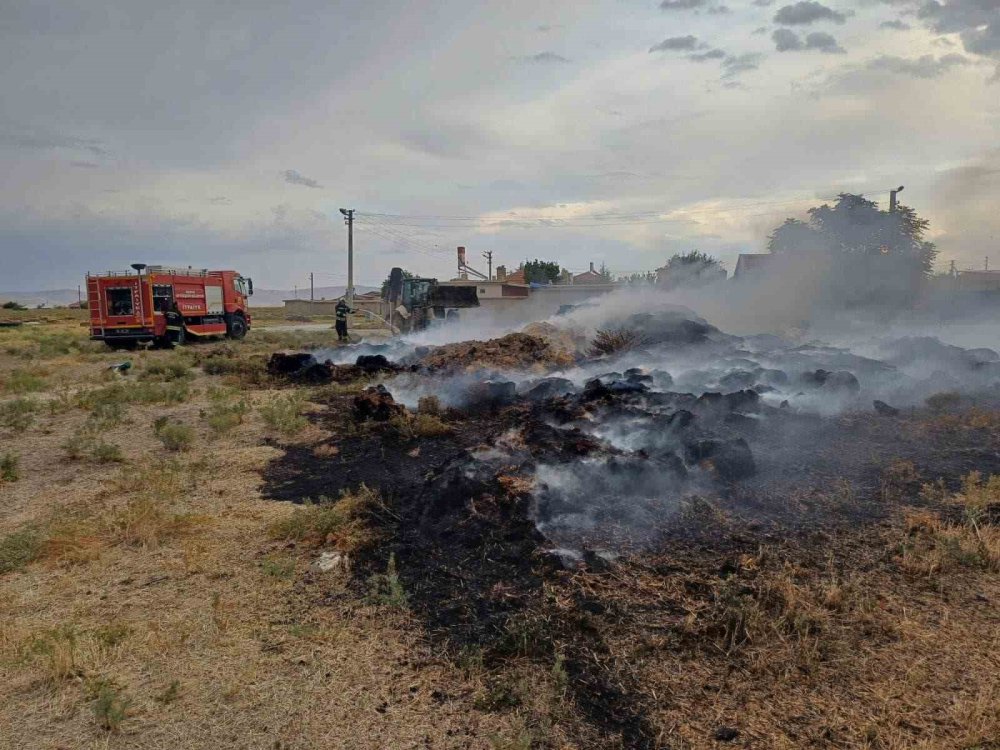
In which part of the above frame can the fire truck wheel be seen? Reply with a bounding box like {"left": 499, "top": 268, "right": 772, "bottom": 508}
{"left": 228, "top": 315, "right": 248, "bottom": 340}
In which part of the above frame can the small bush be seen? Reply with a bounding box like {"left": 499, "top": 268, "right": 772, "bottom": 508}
{"left": 201, "top": 356, "right": 268, "bottom": 384}
{"left": 203, "top": 400, "right": 249, "bottom": 434}
{"left": 30, "top": 624, "right": 79, "bottom": 682}
{"left": 0, "top": 452, "right": 19, "bottom": 482}
{"left": 0, "top": 527, "right": 44, "bottom": 574}
{"left": 588, "top": 328, "right": 646, "bottom": 357}
{"left": 103, "top": 497, "right": 197, "bottom": 548}
{"left": 260, "top": 393, "right": 308, "bottom": 435}
{"left": 92, "top": 442, "right": 125, "bottom": 464}
{"left": 411, "top": 413, "right": 451, "bottom": 437}
{"left": 153, "top": 419, "right": 195, "bottom": 452}
{"left": 417, "top": 395, "right": 442, "bottom": 415}
{"left": 62, "top": 432, "right": 88, "bottom": 460}
{"left": 260, "top": 554, "right": 296, "bottom": 579}
{"left": 925, "top": 391, "right": 962, "bottom": 411}
{"left": 0, "top": 397, "right": 38, "bottom": 430}
{"left": 366, "top": 553, "right": 407, "bottom": 609}
{"left": 267, "top": 485, "right": 385, "bottom": 552}
{"left": 139, "top": 359, "right": 192, "bottom": 382}
{"left": 2, "top": 368, "right": 46, "bottom": 394}
{"left": 91, "top": 682, "right": 132, "bottom": 732}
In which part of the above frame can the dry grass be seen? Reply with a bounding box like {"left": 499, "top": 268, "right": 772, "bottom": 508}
{"left": 3, "top": 321, "right": 998, "bottom": 749}
{"left": 267, "top": 484, "right": 388, "bottom": 553}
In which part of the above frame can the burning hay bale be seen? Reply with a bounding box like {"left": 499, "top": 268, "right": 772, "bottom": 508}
{"left": 353, "top": 385, "right": 405, "bottom": 422}
{"left": 414, "top": 332, "right": 575, "bottom": 373}
{"left": 266, "top": 352, "right": 333, "bottom": 384}
{"left": 588, "top": 328, "right": 647, "bottom": 358}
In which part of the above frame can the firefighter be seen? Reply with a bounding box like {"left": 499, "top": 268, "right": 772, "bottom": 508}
{"left": 335, "top": 298, "right": 354, "bottom": 341}
{"left": 165, "top": 299, "right": 184, "bottom": 345}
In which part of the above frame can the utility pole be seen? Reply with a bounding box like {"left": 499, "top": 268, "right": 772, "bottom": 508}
{"left": 339, "top": 208, "right": 355, "bottom": 304}
{"left": 77, "top": 285, "right": 81, "bottom": 305}
{"left": 889, "top": 185, "right": 904, "bottom": 213}
{"left": 483, "top": 250, "right": 493, "bottom": 281}
{"left": 986, "top": 256, "right": 990, "bottom": 271}
{"left": 310, "top": 272, "right": 314, "bottom": 302}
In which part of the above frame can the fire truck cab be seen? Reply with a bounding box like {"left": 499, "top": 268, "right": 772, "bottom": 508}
{"left": 87, "top": 265, "right": 253, "bottom": 348}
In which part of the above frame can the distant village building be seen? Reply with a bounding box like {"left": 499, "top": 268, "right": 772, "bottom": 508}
{"left": 572, "top": 262, "right": 605, "bottom": 285}
{"left": 733, "top": 253, "right": 774, "bottom": 279}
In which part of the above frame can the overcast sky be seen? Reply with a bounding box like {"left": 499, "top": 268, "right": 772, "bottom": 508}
{"left": 1, "top": 0, "right": 998, "bottom": 290}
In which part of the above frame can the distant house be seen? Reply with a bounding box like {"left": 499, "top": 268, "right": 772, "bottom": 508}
{"left": 734, "top": 253, "right": 774, "bottom": 279}
{"left": 573, "top": 262, "right": 605, "bottom": 285}
{"left": 503, "top": 267, "right": 527, "bottom": 284}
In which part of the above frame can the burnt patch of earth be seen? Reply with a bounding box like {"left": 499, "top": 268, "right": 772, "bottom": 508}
{"left": 261, "top": 381, "right": 1000, "bottom": 748}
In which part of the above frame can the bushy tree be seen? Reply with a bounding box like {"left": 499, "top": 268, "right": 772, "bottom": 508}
{"left": 522, "top": 259, "right": 561, "bottom": 284}
{"left": 2, "top": 301, "right": 26, "bottom": 310}
{"left": 767, "top": 193, "right": 936, "bottom": 307}
{"left": 658, "top": 251, "right": 725, "bottom": 289}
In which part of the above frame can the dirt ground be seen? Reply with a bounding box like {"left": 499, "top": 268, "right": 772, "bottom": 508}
{"left": 1, "top": 318, "right": 998, "bottom": 749}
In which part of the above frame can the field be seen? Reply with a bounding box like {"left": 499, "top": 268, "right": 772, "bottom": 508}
{"left": 1, "top": 315, "right": 998, "bottom": 749}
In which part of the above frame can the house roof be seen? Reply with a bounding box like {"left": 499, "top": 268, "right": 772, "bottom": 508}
{"left": 572, "top": 270, "right": 604, "bottom": 283}
{"left": 734, "top": 254, "right": 773, "bottom": 274}
{"left": 504, "top": 268, "right": 527, "bottom": 284}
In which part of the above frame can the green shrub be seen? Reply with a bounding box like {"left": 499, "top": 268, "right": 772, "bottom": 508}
{"left": 91, "top": 682, "right": 132, "bottom": 732}
{"left": 0, "top": 527, "right": 44, "bottom": 574}
{"left": 139, "top": 360, "right": 192, "bottom": 382}
{"left": 203, "top": 400, "right": 249, "bottom": 434}
{"left": 62, "top": 432, "right": 88, "bottom": 460}
{"left": 92, "top": 442, "right": 125, "bottom": 464}
{"left": 366, "top": 553, "right": 407, "bottom": 609}
{"left": 267, "top": 486, "right": 384, "bottom": 552}
{"left": 259, "top": 393, "right": 308, "bottom": 435}
{"left": 0, "top": 453, "right": 19, "bottom": 482}
{"left": 0, "top": 398, "right": 38, "bottom": 430}
{"left": 2, "top": 368, "right": 46, "bottom": 394}
{"left": 153, "top": 419, "right": 194, "bottom": 452}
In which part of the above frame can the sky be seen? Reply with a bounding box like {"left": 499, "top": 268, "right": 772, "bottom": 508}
{"left": 1, "top": 0, "right": 998, "bottom": 290}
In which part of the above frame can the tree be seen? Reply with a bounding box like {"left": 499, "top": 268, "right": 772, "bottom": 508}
{"left": 658, "top": 251, "right": 725, "bottom": 289}
{"left": 620, "top": 271, "right": 657, "bottom": 284}
{"left": 665, "top": 250, "right": 723, "bottom": 271}
{"left": 767, "top": 193, "right": 937, "bottom": 307}
{"left": 1, "top": 301, "right": 26, "bottom": 310}
{"left": 522, "top": 259, "right": 561, "bottom": 284}
{"left": 381, "top": 269, "right": 414, "bottom": 298}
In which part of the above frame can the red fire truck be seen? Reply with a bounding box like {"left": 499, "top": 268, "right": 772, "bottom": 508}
{"left": 87, "top": 264, "right": 253, "bottom": 348}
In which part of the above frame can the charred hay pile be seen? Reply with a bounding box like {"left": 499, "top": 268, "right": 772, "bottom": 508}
{"left": 260, "top": 308, "right": 1000, "bottom": 748}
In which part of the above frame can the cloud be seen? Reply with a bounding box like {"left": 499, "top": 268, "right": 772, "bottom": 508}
{"left": 708, "top": 5, "right": 731, "bottom": 14}
{"left": 659, "top": 0, "right": 709, "bottom": 9}
{"left": 866, "top": 53, "right": 971, "bottom": 78}
{"left": 752, "top": 26, "right": 769, "bottom": 35}
{"left": 650, "top": 35, "right": 699, "bottom": 52}
{"left": 520, "top": 51, "right": 570, "bottom": 63}
{"left": 69, "top": 161, "right": 99, "bottom": 169}
{"left": 805, "top": 31, "right": 846, "bottom": 53}
{"left": 721, "top": 53, "right": 763, "bottom": 78}
{"left": 283, "top": 169, "right": 322, "bottom": 189}
{"left": 2, "top": 130, "right": 107, "bottom": 156}
{"left": 689, "top": 48, "right": 728, "bottom": 61}
{"left": 753, "top": 0, "right": 774, "bottom": 6}
{"left": 774, "top": 1, "right": 847, "bottom": 25}
{"left": 773, "top": 28, "right": 845, "bottom": 52}
{"left": 773, "top": 28, "right": 803, "bottom": 50}
{"left": 880, "top": 19, "right": 911, "bottom": 30}
{"left": 208, "top": 196, "right": 232, "bottom": 205}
